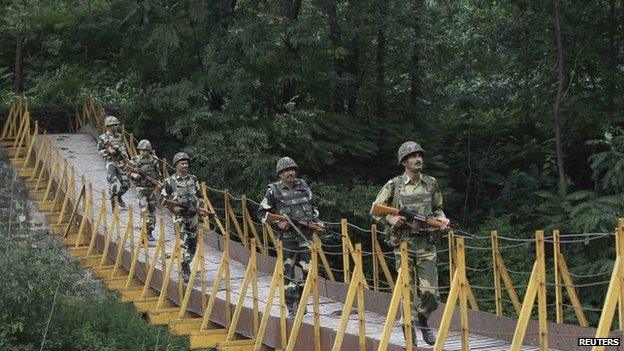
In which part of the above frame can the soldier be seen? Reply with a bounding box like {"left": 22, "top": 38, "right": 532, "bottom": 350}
{"left": 128, "top": 139, "right": 162, "bottom": 242}
{"left": 97, "top": 116, "right": 130, "bottom": 210}
{"left": 257, "top": 157, "right": 324, "bottom": 319}
{"left": 370, "top": 141, "right": 449, "bottom": 346}
{"left": 161, "top": 152, "right": 204, "bottom": 282}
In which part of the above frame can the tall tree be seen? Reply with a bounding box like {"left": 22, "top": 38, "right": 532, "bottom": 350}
{"left": 320, "top": 0, "right": 346, "bottom": 113}
{"left": 282, "top": 0, "right": 303, "bottom": 104}
{"left": 13, "top": 33, "right": 24, "bottom": 94}
{"left": 375, "top": 1, "right": 387, "bottom": 121}
{"left": 554, "top": 0, "right": 566, "bottom": 198}
{"left": 409, "top": 0, "right": 424, "bottom": 131}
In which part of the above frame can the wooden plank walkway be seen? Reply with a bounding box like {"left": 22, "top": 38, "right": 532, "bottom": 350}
{"left": 49, "top": 132, "right": 547, "bottom": 351}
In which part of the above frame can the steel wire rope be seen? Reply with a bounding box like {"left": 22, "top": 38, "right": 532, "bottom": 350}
{"left": 546, "top": 280, "right": 610, "bottom": 288}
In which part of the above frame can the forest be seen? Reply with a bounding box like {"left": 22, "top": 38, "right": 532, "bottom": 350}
{"left": 1, "top": 0, "right": 624, "bottom": 332}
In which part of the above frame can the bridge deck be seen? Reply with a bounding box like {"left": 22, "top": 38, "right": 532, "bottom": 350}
{"left": 49, "top": 132, "right": 545, "bottom": 350}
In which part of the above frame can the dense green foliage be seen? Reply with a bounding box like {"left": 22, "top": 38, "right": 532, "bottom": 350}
{"left": 0, "top": 158, "right": 189, "bottom": 351}
{"left": 1, "top": 0, "right": 624, "bottom": 324}
{"left": 0, "top": 231, "right": 189, "bottom": 351}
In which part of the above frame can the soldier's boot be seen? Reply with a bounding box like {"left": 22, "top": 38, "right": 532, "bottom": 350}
{"left": 147, "top": 229, "right": 156, "bottom": 242}
{"left": 287, "top": 302, "right": 307, "bottom": 319}
{"left": 182, "top": 262, "right": 191, "bottom": 283}
{"left": 117, "top": 194, "right": 126, "bottom": 208}
{"left": 418, "top": 314, "right": 436, "bottom": 346}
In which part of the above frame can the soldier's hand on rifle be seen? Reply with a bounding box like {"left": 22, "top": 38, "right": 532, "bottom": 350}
{"left": 276, "top": 220, "right": 290, "bottom": 230}
{"left": 107, "top": 146, "right": 117, "bottom": 154}
{"left": 174, "top": 206, "right": 183, "bottom": 214}
{"left": 313, "top": 221, "right": 327, "bottom": 232}
{"left": 198, "top": 208, "right": 210, "bottom": 217}
{"left": 131, "top": 172, "right": 140, "bottom": 180}
{"left": 388, "top": 215, "right": 407, "bottom": 228}
{"left": 437, "top": 217, "right": 450, "bottom": 232}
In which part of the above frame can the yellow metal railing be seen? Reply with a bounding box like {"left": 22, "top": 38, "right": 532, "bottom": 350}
{"left": 6, "top": 96, "right": 624, "bottom": 350}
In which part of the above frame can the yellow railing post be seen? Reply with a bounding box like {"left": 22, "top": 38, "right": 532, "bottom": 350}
{"left": 535, "top": 230, "right": 548, "bottom": 350}
{"left": 253, "top": 241, "right": 286, "bottom": 351}
{"left": 84, "top": 191, "right": 106, "bottom": 254}
{"left": 378, "top": 241, "right": 411, "bottom": 351}
{"left": 178, "top": 230, "right": 207, "bottom": 318}
{"left": 372, "top": 224, "right": 379, "bottom": 292}
{"left": 457, "top": 236, "right": 470, "bottom": 351}
{"left": 141, "top": 218, "right": 167, "bottom": 299}
{"left": 332, "top": 243, "right": 367, "bottom": 351}
{"left": 285, "top": 243, "right": 319, "bottom": 351}
{"left": 448, "top": 230, "right": 456, "bottom": 285}
{"left": 156, "top": 224, "right": 182, "bottom": 309}
{"left": 99, "top": 204, "right": 120, "bottom": 267}
{"left": 110, "top": 206, "right": 134, "bottom": 279}
{"left": 553, "top": 229, "right": 563, "bottom": 323}
{"left": 618, "top": 219, "right": 624, "bottom": 332}
{"left": 225, "top": 238, "right": 258, "bottom": 340}
{"left": 592, "top": 260, "right": 622, "bottom": 351}
{"left": 341, "top": 219, "right": 350, "bottom": 283}
{"left": 491, "top": 231, "right": 503, "bottom": 316}
{"left": 510, "top": 261, "right": 540, "bottom": 351}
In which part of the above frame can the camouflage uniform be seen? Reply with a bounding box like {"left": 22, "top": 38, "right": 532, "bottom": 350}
{"left": 129, "top": 153, "right": 162, "bottom": 233}
{"left": 257, "top": 178, "right": 319, "bottom": 311}
{"left": 371, "top": 172, "right": 446, "bottom": 323}
{"left": 161, "top": 173, "right": 203, "bottom": 272}
{"left": 97, "top": 131, "right": 130, "bottom": 201}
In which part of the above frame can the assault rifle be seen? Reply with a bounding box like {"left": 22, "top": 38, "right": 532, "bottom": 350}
{"left": 371, "top": 204, "right": 477, "bottom": 238}
{"left": 124, "top": 162, "right": 162, "bottom": 188}
{"left": 162, "top": 198, "right": 212, "bottom": 217}
{"left": 265, "top": 212, "right": 327, "bottom": 232}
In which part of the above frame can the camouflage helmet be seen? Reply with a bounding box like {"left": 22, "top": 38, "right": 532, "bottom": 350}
{"left": 104, "top": 115, "right": 120, "bottom": 126}
{"left": 172, "top": 152, "right": 190, "bottom": 166}
{"left": 397, "top": 141, "right": 425, "bottom": 165}
{"left": 137, "top": 139, "right": 152, "bottom": 151}
{"left": 276, "top": 157, "right": 298, "bottom": 175}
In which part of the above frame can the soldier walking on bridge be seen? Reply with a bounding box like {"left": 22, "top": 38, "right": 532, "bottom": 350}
{"left": 161, "top": 152, "right": 204, "bottom": 282}
{"left": 128, "top": 139, "right": 162, "bottom": 242}
{"left": 97, "top": 116, "right": 130, "bottom": 210}
{"left": 371, "top": 141, "right": 450, "bottom": 346}
{"left": 257, "top": 157, "right": 325, "bottom": 319}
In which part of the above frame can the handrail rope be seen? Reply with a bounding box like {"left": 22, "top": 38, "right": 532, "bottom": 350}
{"left": 546, "top": 280, "right": 611, "bottom": 288}
{"left": 562, "top": 302, "right": 603, "bottom": 312}
{"left": 567, "top": 270, "right": 611, "bottom": 278}
{"left": 496, "top": 235, "right": 536, "bottom": 242}
{"left": 466, "top": 265, "right": 494, "bottom": 272}
{"left": 543, "top": 234, "right": 612, "bottom": 244}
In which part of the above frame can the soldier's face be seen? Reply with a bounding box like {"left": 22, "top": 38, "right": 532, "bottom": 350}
{"left": 108, "top": 125, "right": 120, "bottom": 133}
{"left": 278, "top": 168, "right": 296, "bottom": 183}
{"left": 403, "top": 153, "right": 424, "bottom": 172}
{"left": 140, "top": 150, "right": 150, "bottom": 156}
{"left": 176, "top": 160, "right": 189, "bottom": 174}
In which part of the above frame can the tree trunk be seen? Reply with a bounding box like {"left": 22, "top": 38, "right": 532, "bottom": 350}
{"left": 322, "top": 0, "right": 345, "bottom": 113}
{"left": 375, "top": 4, "right": 387, "bottom": 121}
{"left": 554, "top": 0, "right": 566, "bottom": 198}
{"left": 282, "top": 0, "right": 303, "bottom": 104}
{"left": 607, "top": 0, "right": 616, "bottom": 117}
{"left": 209, "top": 0, "right": 237, "bottom": 110}
{"left": 410, "top": 0, "right": 424, "bottom": 131}
{"left": 13, "top": 33, "right": 25, "bottom": 94}
{"left": 345, "top": 0, "right": 361, "bottom": 119}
